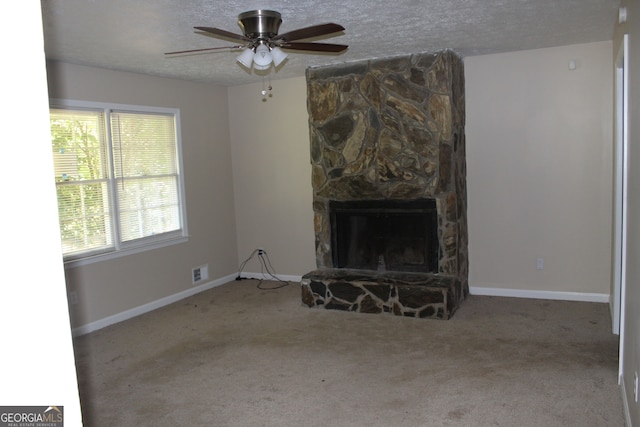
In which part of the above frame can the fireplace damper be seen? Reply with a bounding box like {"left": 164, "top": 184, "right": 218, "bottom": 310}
{"left": 330, "top": 199, "right": 438, "bottom": 273}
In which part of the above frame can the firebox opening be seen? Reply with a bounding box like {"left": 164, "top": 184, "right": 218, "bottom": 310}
{"left": 330, "top": 199, "right": 439, "bottom": 273}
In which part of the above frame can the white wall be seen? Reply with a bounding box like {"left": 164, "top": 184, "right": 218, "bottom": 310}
{"left": 46, "top": 62, "right": 239, "bottom": 329}
{"left": 0, "top": 0, "right": 82, "bottom": 422}
{"left": 614, "top": 0, "right": 640, "bottom": 423}
{"left": 465, "top": 42, "right": 613, "bottom": 297}
{"left": 228, "top": 77, "right": 316, "bottom": 277}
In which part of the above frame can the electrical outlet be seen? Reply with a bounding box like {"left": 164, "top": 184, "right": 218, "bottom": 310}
{"left": 258, "top": 247, "right": 265, "bottom": 256}
{"left": 536, "top": 257, "right": 544, "bottom": 270}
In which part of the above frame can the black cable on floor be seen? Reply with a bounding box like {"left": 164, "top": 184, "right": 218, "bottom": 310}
{"left": 236, "top": 249, "right": 290, "bottom": 290}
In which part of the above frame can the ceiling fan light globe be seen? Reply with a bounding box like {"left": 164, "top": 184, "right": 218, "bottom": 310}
{"left": 270, "top": 47, "right": 288, "bottom": 67}
{"left": 253, "top": 44, "right": 273, "bottom": 69}
{"left": 253, "top": 63, "right": 272, "bottom": 71}
{"left": 236, "top": 48, "right": 254, "bottom": 68}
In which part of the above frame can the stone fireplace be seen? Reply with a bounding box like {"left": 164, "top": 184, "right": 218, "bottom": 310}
{"left": 301, "top": 50, "right": 468, "bottom": 319}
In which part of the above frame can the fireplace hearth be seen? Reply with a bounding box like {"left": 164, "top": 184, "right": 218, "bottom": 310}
{"left": 301, "top": 50, "right": 468, "bottom": 319}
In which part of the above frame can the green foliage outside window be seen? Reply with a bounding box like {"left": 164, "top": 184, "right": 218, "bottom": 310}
{"left": 50, "top": 105, "right": 182, "bottom": 259}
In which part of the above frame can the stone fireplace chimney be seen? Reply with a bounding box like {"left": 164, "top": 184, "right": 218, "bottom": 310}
{"left": 301, "top": 50, "right": 468, "bottom": 319}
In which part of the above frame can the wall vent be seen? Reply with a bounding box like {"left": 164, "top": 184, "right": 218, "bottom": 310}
{"left": 192, "top": 264, "right": 209, "bottom": 284}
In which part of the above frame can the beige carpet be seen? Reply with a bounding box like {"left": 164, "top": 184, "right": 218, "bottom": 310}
{"left": 72, "top": 279, "right": 625, "bottom": 426}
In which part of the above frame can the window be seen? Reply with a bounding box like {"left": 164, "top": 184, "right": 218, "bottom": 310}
{"left": 49, "top": 100, "right": 187, "bottom": 265}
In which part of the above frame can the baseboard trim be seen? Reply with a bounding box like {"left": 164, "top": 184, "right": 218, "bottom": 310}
{"left": 72, "top": 279, "right": 605, "bottom": 337}
{"left": 469, "top": 286, "right": 609, "bottom": 303}
{"left": 71, "top": 273, "right": 237, "bottom": 337}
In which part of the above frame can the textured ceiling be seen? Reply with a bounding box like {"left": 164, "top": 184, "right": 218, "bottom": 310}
{"left": 41, "top": 0, "right": 621, "bottom": 87}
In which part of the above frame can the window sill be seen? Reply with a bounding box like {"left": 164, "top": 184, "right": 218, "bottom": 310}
{"left": 63, "top": 235, "right": 189, "bottom": 269}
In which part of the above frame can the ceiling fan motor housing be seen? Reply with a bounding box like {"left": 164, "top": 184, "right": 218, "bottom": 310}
{"left": 238, "top": 10, "right": 282, "bottom": 40}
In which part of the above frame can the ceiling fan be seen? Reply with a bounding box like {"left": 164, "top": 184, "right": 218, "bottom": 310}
{"left": 165, "top": 10, "right": 348, "bottom": 72}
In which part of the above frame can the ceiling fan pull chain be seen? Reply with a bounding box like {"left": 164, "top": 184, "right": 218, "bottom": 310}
{"left": 260, "top": 74, "right": 274, "bottom": 100}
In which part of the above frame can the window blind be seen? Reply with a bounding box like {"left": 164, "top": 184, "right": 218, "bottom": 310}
{"left": 49, "top": 103, "right": 185, "bottom": 260}
{"left": 110, "top": 111, "right": 180, "bottom": 242}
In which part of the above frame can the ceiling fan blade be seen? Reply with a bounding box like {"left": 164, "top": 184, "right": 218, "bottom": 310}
{"left": 280, "top": 42, "right": 348, "bottom": 53}
{"left": 194, "top": 26, "right": 251, "bottom": 42}
{"left": 165, "top": 45, "right": 243, "bottom": 55}
{"left": 272, "top": 23, "right": 345, "bottom": 42}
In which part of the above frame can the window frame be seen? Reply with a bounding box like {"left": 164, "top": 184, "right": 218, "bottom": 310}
{"left": 49, "top": 99, "right": 189, "bottom": 267}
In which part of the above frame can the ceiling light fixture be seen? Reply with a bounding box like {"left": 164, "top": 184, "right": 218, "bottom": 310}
{"left": 236, "top": 43, "right": 288, "bottom": 71}
{"left": 236, "top": 48, "right": 254, "bottom": 68}
{"left": 270, "top": 46, "right": 288, "bottom": 67}
{"left": 167, "top": 9, "right": 346, "bottom": 71}
{"left": 252, "top": 44, "right": 273, "bottom": 70}
{"left": 166, "top": 10, "right": 346, "bottom": 97}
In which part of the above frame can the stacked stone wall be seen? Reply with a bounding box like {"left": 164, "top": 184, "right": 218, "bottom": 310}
{"left": 306, "top": 50, "right": 468, "bottom": 288}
